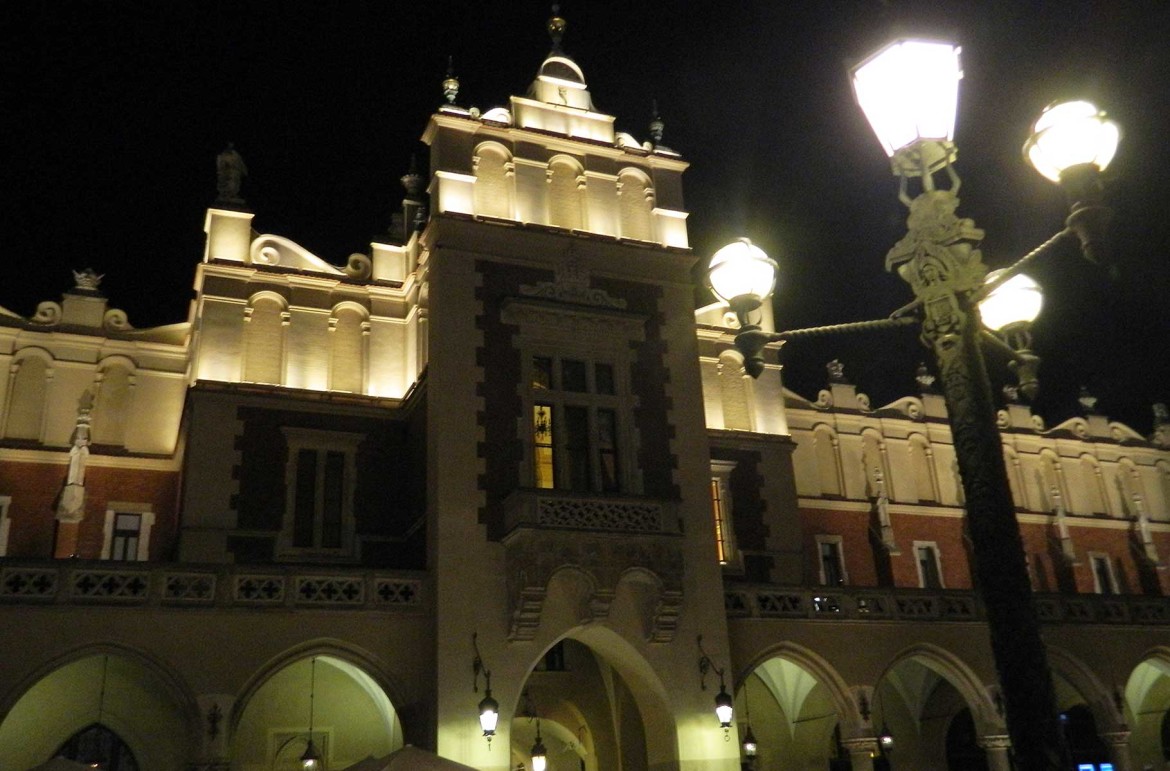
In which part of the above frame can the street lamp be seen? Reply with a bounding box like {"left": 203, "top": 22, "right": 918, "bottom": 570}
{"left": 709, "top": 38, "right": 1118, "bottom": 770}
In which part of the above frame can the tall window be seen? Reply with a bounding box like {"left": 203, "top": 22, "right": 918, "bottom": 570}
{"left": 110, "top": 514, "right": 141, "bottom": 561}
{"left": 817, "top": 535, "right": 847, "bottom": 586}
{"left": 244, "top": 295, "right": 285, "bottom": 385}
{"left": 1090, "top": 553, "right": 1118, "bottom": 595}
{"left": 5, "top": 354, "right": 49, "bottom": 440}
{"left": 915, "top": 542, "right": 944, "bottom": 589}
{"left": 280, "top": 429, "right": 360, "bottom": 557}
{"left": 710, "top": 460, "right": 738, "bottom": 566}
{"left": 530, "top": 355, "right": 622, "bottom": 493}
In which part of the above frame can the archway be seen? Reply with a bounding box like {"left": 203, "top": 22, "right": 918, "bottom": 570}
{"left": 510, "top": 638, "right": 648, "bottom": 771}
{"left": 231, "top": 654, "right": 403, "bottom": 771}
{"left": 735, "top": 647, "right": 856, "bottom": 770}
{"left": 1125, "top": 651, "right": 1170, "bottom": 769}
{"left": 0, "top": 649, "right": 194, "bottom": 771}
{"left": 873, "top": 647, "right": 998, "bottom": 770}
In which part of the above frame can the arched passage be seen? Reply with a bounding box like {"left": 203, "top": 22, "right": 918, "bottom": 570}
{"left": 0, "top": 646, "right": 196, "bottom": 771}
{"left": 1126, "top": 648, "right": 1170, "bottom": 769}
{"left": 231, "top": 651, "right": 404, "bottom": 771}
{"left": 873, "top": 645, "right": 1001, "bottom": 770}
{"left": 735, "top": 643, "right": 858, "bottom": 770}
{"left": 509, "top": 615, "right": 679, "bottom": 771}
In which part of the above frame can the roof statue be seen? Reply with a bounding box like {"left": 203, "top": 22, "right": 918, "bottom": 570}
{"left": 72, "top": 267, "right": 104, "bottom": 293}
{"left": 547, "top": 4, "right": 566, "bottom": 53}
{"left": 442, "top": 56, "right": 459, "bottom": 105}
{"left": 215, "top": 142, "right": 248, "bottom": 206}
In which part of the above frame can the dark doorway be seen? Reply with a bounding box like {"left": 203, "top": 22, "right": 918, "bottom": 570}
{"left": 56, "top": 723, "right": 139, "bottom": 771}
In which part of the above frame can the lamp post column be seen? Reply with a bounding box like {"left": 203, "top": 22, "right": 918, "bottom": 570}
{"left": 892, "top": 186, "right": 1069, "bottom": 769}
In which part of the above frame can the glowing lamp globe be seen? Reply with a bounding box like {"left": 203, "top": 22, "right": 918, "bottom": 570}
{"left": 979, "top": 270, "right": 1043, "bottom": 332}
{"left": 715, "top": 686, "right": 735, "bottom": 728}
{"left": 706, "top": 238, "right": 777, "bottom": 314}
{"left": 1025, "top": 100, "right": 1120, "bottom": 183}
{"left": 852, "top": 40, "right": 962, "bottom": 165}
{"left": 531, "top": 740, "right": 547, "bottom": 771}
{"left": 301, "top": 739, "right": 322, "bottom": 770}
{"left": 478, "top": 692, "right": 499, "bottom": 736}
{"left": 742, "top": 726, "right": 758, "bottom": 758}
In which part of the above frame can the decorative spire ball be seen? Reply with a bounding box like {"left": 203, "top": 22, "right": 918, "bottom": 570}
{"left": 442, "top": 56, "right": 459, "bottom": 105}
{"left": 548, "top": 5, "right": 566, "bottom": 52}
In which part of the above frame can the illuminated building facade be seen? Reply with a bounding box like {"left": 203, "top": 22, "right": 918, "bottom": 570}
{"left": 1, "top": 15, "right": 1169, "bottom": 771}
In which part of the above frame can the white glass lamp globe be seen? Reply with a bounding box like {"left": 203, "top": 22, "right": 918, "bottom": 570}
{"left": 707, "top": 238, "right": 777, "bottom": 309}
{"left": 979, "top": 270, "right": 1044, "bottom": 332}
{"left": 1025, "top": 100, "right": 1120, "bottom": 183}
{"left": 852, "top": 39, "right": 962, "bottom": 158}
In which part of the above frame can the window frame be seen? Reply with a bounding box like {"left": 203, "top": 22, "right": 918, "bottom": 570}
{"left": 277, "top": 427, "right": 361, "bottom": 560}
{"left": 523, "top": 352, "right": 635, "bottom": 495}
{"left": 1088, "top": 551, "right": 1119, "bottom": 595}
{"left": 101, "top": 503, "right": 155, "bottom": 562}
{"left": 913, "top": 540, "right": 945, "bottom": 589}
{"left": 815, "top": 534, "right": 848, "bottom": 587}
{"left": 710, "top": 460, "right": 740, "bottom": 569}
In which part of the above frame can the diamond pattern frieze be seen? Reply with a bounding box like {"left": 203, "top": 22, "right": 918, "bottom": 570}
{"left": 0, "top": 567, "right": 59, "bottom": 599}
{"left": 234, "top": 575, "right": 286, "bottom": 604}
{"left": 163, "top": 573, "right": 217, "bottom": 603}
{"left": 71, "top": 570, "right": 150, "bottom": 602}
{"left": 296, "top": 576, "right": 365, "bottom": 605}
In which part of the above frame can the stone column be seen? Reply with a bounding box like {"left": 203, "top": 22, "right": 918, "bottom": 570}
{"left": 841, "top": 737, "right": 878, "bottom": 771}
{"left": 1102, "top": 730, "right": 1135, "bottom": 771}
{"left": 978, "top": 734, "right": 1013, "bottom": 771}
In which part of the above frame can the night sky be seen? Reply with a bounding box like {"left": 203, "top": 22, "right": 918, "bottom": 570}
{"left": 4, "top": 1, "right": 1169, "bottom": 433}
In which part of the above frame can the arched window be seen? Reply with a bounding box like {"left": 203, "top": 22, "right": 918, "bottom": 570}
{"left": 330, "top": 305, "right": 366, "bottom": 394}
{"left": 1078, "top": 455, "right": 1108, "bottom": 515}
{"left": 908, "top": 434, "right": 939, "bottom": 503}
{"left": 243, "top": 295, "right": 286, "bottom": 385}
{"left": 1004, "top": 448, "right": 1027, "bottom": 510}
{"left": 473, "top": 142, "right": 514, "bottom": 219}
{"left": 547, "top": 157, "right": 583, "bottom": 230}
{"left": 814, "top": 425, "right": 843, "bottom": 497}
{"left": 91, "top": 362, "right": 134, "bottom": 446}
{"left": 4, "top": 352, "right": 50, "bottom": 440}
{"left": 861, "top": 430, "right": 890, "bottom": 500}
{"left": 618, "top": 169, "right": 654, "bottom": 241}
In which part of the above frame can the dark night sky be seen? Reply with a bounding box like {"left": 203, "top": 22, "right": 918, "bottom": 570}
{"left": 4, "top": 1, "right": 1169, "bottom": 433}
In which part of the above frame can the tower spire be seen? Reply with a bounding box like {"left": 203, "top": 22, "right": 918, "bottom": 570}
{"left": 547, "top": 5, "right": 566, "bottom": 52}
{"left": 442, "top": 56, "right": 459, "bottom": 105}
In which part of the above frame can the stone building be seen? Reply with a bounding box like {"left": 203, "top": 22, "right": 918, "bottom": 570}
{"left": 1, "top": 13, "right": 1168, "bottom": 771}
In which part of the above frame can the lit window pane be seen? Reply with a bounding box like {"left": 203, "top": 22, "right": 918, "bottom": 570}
{"left": 711, "top": 479, "right": 728, "bottom": 564}
{"left": 534, "top": 404, "right": 555, "bottom": 489}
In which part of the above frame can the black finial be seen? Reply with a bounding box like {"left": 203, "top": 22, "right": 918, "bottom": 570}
{"left": 548, "top": 5, "right": 566, "bottom": 52}
{"left": 442, "top": 56, "right": 459, "bottom": 105}
{"left": 649, "top": 100, "right": 664, "bottom": 145}
{"left": 401, "top": 155, "right": 423, "bottom": 199}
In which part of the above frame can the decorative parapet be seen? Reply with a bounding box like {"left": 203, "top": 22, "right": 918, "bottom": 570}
{"left": 503, "top": 489, "right": 678, "bottom": 534}
{"left": 502, "top": 490, "right": 684, "bottom": 642}
{"left": 0, "top": 562, "right": 424, "bottom": 611}
{"left": 725, "top": 585, "right": 1170, "bottom": 626}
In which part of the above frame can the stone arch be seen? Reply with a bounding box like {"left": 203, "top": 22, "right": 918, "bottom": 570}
{"left": 1034, "top": 449, "right": 1067, "bottom": 513}
{"left": 877, "top": 642, "right": 1001, "bottom": 735}
{"left": 813, "top": 423, "right": 844, "bottom": 497}
{"left": 1076, "top": 453, "right": 1109, "bottom": 515}
{"left": 230, "top": 639, "right": 408, "bottom": 769}
{"left": 907, "top": 432, "right": 940, "bottom": 503}
{"left": 873, "top": 643, "right": 1003, "bottom": 770}
{"left": 1047, "top": 645, "right": 1123, "bottom": 732}
{"left": 1003, "top": 446, "right": 1028, "bottom": 510}
{"left": 243, "top": 290, "right": 288, "bottom": 385}
{"left": 735, "top": 641, "right": 861, "bottom": 769}
{"left": 0, "top": 641, "right": 198, "bottom": 771}
{"left": 1124, "top": 646, "right": 1170, "bottom": 768}
{"left": 91, "top": 354, "right": 138, "bottom": 446}
{"left": 473, "top": 140, "right": 515, "bottom": 219}
{"left": 514, "top": 624, "right": 679, "bottom": 771}
{"left": 328, "top": 301, "right": 369, "bottom": 394}
{"left": 1116, "top": 457, "right": 1144, "bottom": 518}
{"left": 547, "top": 154, "right": 584, "bottom": 230}
{"left": 617, "top": 167, "right": 654, "bottom": 242}
{"left": 3, "top": 346, "right": 54, "bottom": 440}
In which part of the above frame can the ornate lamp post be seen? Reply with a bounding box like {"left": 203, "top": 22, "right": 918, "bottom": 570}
{"left": 708, "top": 39, "right": 1119, "bottom": 770}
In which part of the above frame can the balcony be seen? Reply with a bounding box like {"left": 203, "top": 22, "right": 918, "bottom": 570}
{"left": 0, "top": 559, "right": 425, "bottom": 612}
{"left": 725, "top": 584, "right": 1170, "bottom": 626}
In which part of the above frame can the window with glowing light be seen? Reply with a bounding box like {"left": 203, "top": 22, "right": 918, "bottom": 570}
{"left": 527, "top": 355, "right": 625, "bottom": 493}
{"left": 709, "top": 460, "right": 738, "bottom": 566}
